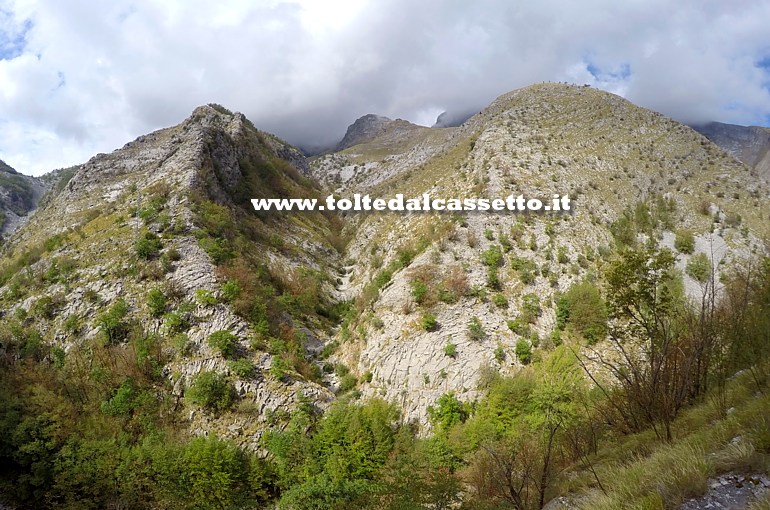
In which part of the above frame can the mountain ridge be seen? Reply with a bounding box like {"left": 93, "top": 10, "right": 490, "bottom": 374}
{"left": 1, "top": 84, "right": 769, "bottom": 509}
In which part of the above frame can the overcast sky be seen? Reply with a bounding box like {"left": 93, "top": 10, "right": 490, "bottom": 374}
{"left": 1, "top": 0, "right": 770, "bottom": 176}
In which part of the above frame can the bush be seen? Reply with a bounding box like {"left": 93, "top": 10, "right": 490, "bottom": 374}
{"left": 411, "top": 280, "right": 429, "bottom": 304}
{"left": 98, "top": 298, "right": 130, "bottom": 344}
{"left": 675, "top": 230, "right": 695, "bottom": 254}
{"left": 444, "top": 342, "right": 457, "bottom": 358}
{"left": 515, "top": 338, "right": 532, "bottom": 364}
{"left": 228, "top": 359, "right": 254, "bottom": 378}
{"left": 208, "top": 330, "right": 238, "bottom": 359}
{"left": 163, "top": 312, "right": 189, "bottom": 334}
{"left": 185, "top": 371, "right": 233, "bottom": 413}
{"left": 339, "top": 374, "right": 358, "bottom": 392}
{"left": 146, "top": 288, "right": 167, "bottom": 318}
{"left": 492, "top": 293, "right": 508, "bottom": 308}
{"left": 31, "top": 295, "right": 58, "bottom": 319}
{"left": 520, "top": 294, "right": 542, "bottom": 323}
{"left": 427, "top": 393, "right": 469, "bottom": 431}
{"left": 467, "top": 316, "right": 485, "bottom": 341}
{"left": 135, "top": 231, "right": 163, "bottom": 259}
{"left": 421, "top": 313, "right": 438, "bottom": 331}
{"left": 220, "top": 280, "right": 241, "bottom": 303}
{"left": 511, "top": 256, "right": 538, "bottom": 285}
{"left": 686, "top": 253, "right": 712, "bottom": 283}
{"left": 557, "top": 246, "right": 570, "bottom": 264}
{"left": 196, "top": 289, "right": 217, "bottom": 306}
{"left": 64, "top": 313, "right": 82, "bottom": 334}
{"left": 481, "top": 245, "right": 504, "bottom": 268}
{"left": 270, "top": 355, "right": 288, "bottom": 380}
{"left": 494, "top": 345, "right": 506, "bottom": 363}
{"left": 507, "top": 318, "right": 531, "bottom": 337}
{"left": 559, "top": 281, "right": 607, "bottom": 344}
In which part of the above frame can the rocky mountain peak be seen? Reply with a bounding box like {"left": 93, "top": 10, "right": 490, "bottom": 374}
{"left": 335, "top": 113, "right": 394, "bottom": 151}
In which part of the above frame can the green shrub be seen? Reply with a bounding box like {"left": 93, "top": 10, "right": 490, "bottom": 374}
{"left": 675, "top": 229, "right": 695, "bottom": 254}
{"left": 100, "top": 379, "right": 137, "bottom": 417}
{"left": 421, "top": 313, "right": 438, "bottom": 332}
{"left": 558, "top": 281, "right": 607, "bottom": 344}
{"left": 481, "top": 245, "right": 504, "bottom": 268}
{"left": 185, "top": 371, "right": 233, "bottom": 413}
{"left": 228, "top": 359, "right": 254, "bottom": 378}
{"left": 411, "top": 280, "right": 429, "bottom": 304}
{"left": 221, "top": 280, "right": 241, "bottom": 303}
{"left": 467, "top": 316, "right": 485, "bottom": 341}
{"left": 511, "top": 256, "right": 538, "bottom": 284}
{"left": 270, "top": 355, "right": 288, "bottom": 380}
{"left": 31, "top": 295, "right": 58, "bottom": 319}
{"left": 507, "top": 318, "right": 531, "bottom": 337}
{"left": 196, "top": 289, "right": 217, "bottom": 306}
{"left": 146, "top": 288, "right": 167, "bottom": 318}
{"left": 427, "top": 392, "right": 469, "bottom": 431}
{"left": 444, "top": 342, "right": 457, "bottom": 358}
{"left": 339, "top": 374, "right": 358, "bottom": 392}
{"left": 197, "top": 237, "right": 234, "bottom": 265}
{"left": 173, "top": 333, "right": 193, "bottom": 356}
{"left": 135, "top": 231, "right": 163, "bottom": 259}
{"left": 163, "top": 312, "right": 189, "bottom": 334}
{"left": 64, "top": 313, "right": 82, "bottom": 335}
{"left": 494, "top": 345, "right": 506, "bottom": 363}
{"left": 492, "top": 293, "right": 508, "bottom": 308}
{"left": 207, "top": 330, "right": 238, "bottom": 359}
{"left": 520, "top": 294, "right": 542, "bottom": 323}
{"left": 98, "top": 298, "right": 130, "bottom": 344}
{"left": 686, "top": 253, "right": 712, "bottom": 283}
{"left": 515, "top": 338, "right": 532, "bottom": 364}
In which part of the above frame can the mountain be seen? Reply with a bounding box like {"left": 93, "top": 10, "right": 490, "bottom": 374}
{"left": 0, "top": 104, "right": 344, "bottom": 452}
{"left": 0, "top": 159, "right": 50, "bottom": 236}
{"left": 1, "top": 84, "right": 769, "bottom": 509}
{"left": 692, "top": 121, "right": 770, "bottom": 182}
{"left": 313, "top": 82, "right": 769, "bottom": 426}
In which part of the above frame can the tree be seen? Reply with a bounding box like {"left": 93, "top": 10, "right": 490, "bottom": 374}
{"left": 580, "top": 246, "right": 693, "bottom": 441}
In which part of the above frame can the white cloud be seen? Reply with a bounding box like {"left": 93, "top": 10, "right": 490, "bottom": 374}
{"left": 0, "top": 0, "right": 768, "bottom": 175}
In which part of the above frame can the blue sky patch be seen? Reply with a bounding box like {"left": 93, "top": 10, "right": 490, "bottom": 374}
{"left": 586, "top": 60, "right": 631, "bottom": 82}
{"left": 0, "top": 11, "right": 32, "bottom": 61}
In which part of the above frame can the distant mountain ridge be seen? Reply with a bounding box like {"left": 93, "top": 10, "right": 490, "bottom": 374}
{"left": 692, "top": 121, "right": 770, "bottom": 181}
{"left": 0, "top": 159, "right": 50, "bottom": 236}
